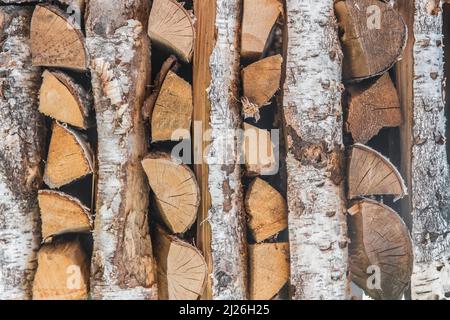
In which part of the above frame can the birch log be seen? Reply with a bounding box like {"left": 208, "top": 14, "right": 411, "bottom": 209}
{"left": 282, "top": 0, "right": 349, "bottom": 299}
{"left": 86, "top": 0, "right": 157, "bottom": 300}
{"left": 0, "top": 6, "right": 45, "bottom": 300}
{"left": 207, "top": 0, "right": 248, "bottom": 300}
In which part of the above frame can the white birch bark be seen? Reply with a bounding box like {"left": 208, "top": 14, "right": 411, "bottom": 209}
{"left": 86, "top": 0, "right": 157, "bottom": 300}
{"left": 0, "top": 6, "right": 45, "bottom": 300}
{"left": 207, "top": 0, "right": 248, "bottom": 300}
{"left": 283, "top": 0, "right": 349, "bottom": 300}
{"left": 410, "top": 0, "right": 450, "bottom": 300}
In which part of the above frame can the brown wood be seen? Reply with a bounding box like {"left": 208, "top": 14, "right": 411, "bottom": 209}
{"left": 335, "top": 0, "right": 407, "bottom": 81}
{"left": 148, "top": 0, "right": 195, "bottom": 63}
{"left": 243, "top": 123, "right": 277, "bottom": 176}
{"left": 348, "top": 199, "right": 413, "bottom": 300}
{"left": 31, "top": 4, "right": 87, "bottom": 71}
{"left": 346, "top": 73, "right": 402, "bottom": 144}
{"left": 245, "top": 178, "right": 288, "bottom": 243}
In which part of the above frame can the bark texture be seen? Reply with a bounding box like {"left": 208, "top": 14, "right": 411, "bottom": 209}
{"left": 86, "top": 0, "right": 157, "bottom": 300}
{"left": 0, "top": 6, "right": 45, "bottom": 300}
{"left": 207, "top": 0, "right": 248, "bottom": 300}
{"left": 283, "top": 0, "right": 349, "bottom": 300}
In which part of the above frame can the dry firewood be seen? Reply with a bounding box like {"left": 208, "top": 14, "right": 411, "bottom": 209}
{"left": 346, "top": 73, "right": 401, "bottom": 144}
{"left": 348, "top": 144, "right": 407, "bottom": 200}
{"left": 241, "top": 54, "right": 283, "bottom": 119}
{"left": 31, "top": 4, "right": 87, "bottom": 71}
{"left": 32, "top": 238, "right": 90, "bottom": 300}
{"left": 148, "top": 0, "right": 195, "bottom": 63}
{"left": 245, "top": 178, "right": 288, "bottom": 243}
{"left": 38, "top": 190, "right": 92, "bottom": 241}
{"left": 39, "top": 70, "right": 92, "bottom": 129}
{"left": 44, "top": 122, "right": 93, "bottom": 189}
{"left": 154, "top": 225, "right": 207, "bottom": 300}
{"left": 241, "top": 0, "right": 283, "bottom": 60}
{"left": 335, "top": 0, "right": 407, "bottom": 81}
{"left": 348, "top": 199, "right": 413, "bottom": 300}
{"left": 142, "top": 152, "right": 200, "bottom": 234}
{"left": 249, "top": 243, "right": 290, "bottom": 300}
{"left": 243, "top": 123, "right": 277, "bottom": 176}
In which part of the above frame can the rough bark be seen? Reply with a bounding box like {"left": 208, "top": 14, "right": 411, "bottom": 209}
{"left": 282, "top": 0, "right": 349, "bottom": 300}
{"left": 207, "top": 0, "right": 248, "bottom": 300}
{"left": 0, "top": 6, "right": 45, "bottom": 300}
{"left": 86, "top": 0, "right": 157, "bottom": 300}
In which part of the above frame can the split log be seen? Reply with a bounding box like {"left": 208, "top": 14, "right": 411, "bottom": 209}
{"left": 394, "top": 0, "right": 450, "bottom": 300}
{"left": 335, "top": 0, "right": 407, "bottom": 81}
{"left": 38, "top": 190, "right": 92, "bottom": 241}
{"left": 32, "top": 239, "right": 89, "bottom": 300}
{"left": 346, "top": 73, "right": 402, "bottom": 144}
{"left": 44, "top": 122, "right": 94, "bottom": 189}
{"left": 142, "top": 153, "right": 200, "bottom": 234}
{"left": 154, "top": 226, "right": 208, "bottom": 300}
{"left": 241, "top": 0, "right": 283, "bottom": 61}
{"left": 348, "top": 144, "right": 407, "bottom": 200}
{"left": 348, "top": 199, "right": 413, "bottom": 300}
{"left": 249, "top": 243, "right": 290, "bottom": 300}
{"left": 0, "top": 6, "right": 46, "bottom": 300}
{"left": 241, "top": 54, "right": 283, "bottom": 119}
{"left": 243, "top": 123, "right": 277, "bottom": 176}
{"left": 31, "top": 4, "right": 87, "bottom": 71}
{"left": 148, "top": 0, "right": 195, "bottom": 63}
{"left": 39, "top": 70, "right": 92, "bottom": 129}
{"left": 86, "top": 0, "right": 157, "bottom": 300}
{"left": 245, "top": 178, "right": 288, "bottom": 243}
{"left": 283, "top": 0, "right": 349, "bottom": 299}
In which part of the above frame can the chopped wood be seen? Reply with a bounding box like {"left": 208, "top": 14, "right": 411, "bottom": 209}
{"left": 249, "top": 243, "right": 290, "bottom": 300}
{"left": 348, "top": 199, "right": 413, "bottom": 300}
{"left": 39, "top": 70, "right": 92, "bottom": 129}
{"left": 346, "top": 73, "right": 402, "bottom": 144}
{"left": 148, "top": 0, "right": 195, "bottom": 63}
{"left": 245, "top": 178, "right": 288, "bottom": 243}
{"left": 38, "top": 190, "right": 92, "bottom": 241}
{"left": 44, "top": 122, "right": 93, "bottom": 189}
{"left": 243, "top": 123, "right": 277, "bottom": 176}
{"left": 241, "top": 0, "right": 283, "bottom": 60}
{"left": 154, "top": 226, "right": 207, "bottom": 300}
{"left": 32, "top": 239, "right": 89, "bottom": 300}
{"left": 151, "top": 70, "right": 193, "bottom": 142}
{"left": 335, "top": 0, "right": 407, "bottom": 81}
{"left": 348, "top": 143, "right": 407, "bottom": 200}
{"left": 31, "top": 4, "right": 87, "bottom": 71}
{"left": 142, "top": 152, "right": 200, "bottom": 234}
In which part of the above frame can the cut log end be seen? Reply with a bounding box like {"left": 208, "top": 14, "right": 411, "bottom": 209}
{"left": 142, "top": 153, "right": 200, "bottom": 234}
{"left": 148, "top": 0, "right": 195, "bottom": 63}
{"left": 243, "top": 123, "right": 277, "bottom": 176}
{"left": 348, "top": 199, "right": 413, "bottom": 300}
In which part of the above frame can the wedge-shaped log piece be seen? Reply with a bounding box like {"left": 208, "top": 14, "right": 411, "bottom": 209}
{"left": 335, "top": 0, "right": 407, "bottom": 81}
{"left": 148, "top": 0, "right": 195, "bottom": 63}
{"left": 154, "top": 226, "right": 207, "bottom": 300}
{"left": 249, "top": 243, "right": 290, "bottom": 300}
{"left": 243, "top": 123, "right": 277, "bottom": 176}
{"left": 32, "top": 239, "right": 90, "bottom": 300}
{"left": 245, "top": 178, "right": 287, "bottom": 242}
{"left": 44, "top": 123, "right": 93, "bottom": 188}
{"left": 151, "top": 70, "right": 193, "bottom": 142}
{"left": 348, "top": 199, "right": 413, "bottom": 300}
{"left": 347, "top": 73, "right": 402, "bottom": 143}
{"left": 142, "top": 153, "right": 200, "bottom": 234}
{"left": 241, "top": 0, "right": 283, "bottom": 60}
{"left": 38, "top": 190, "right": 92, "bottom": 240}
{"left": 348, "top": 144, "right": 407, "bottom": 199}
{"left": 31, "top": 5, "right": 87, "bottom": 71}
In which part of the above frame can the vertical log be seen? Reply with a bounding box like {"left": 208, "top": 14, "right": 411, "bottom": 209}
{"left": 282, "top": 0, "right": 349, "bottom": 299}
{"left": 0, "top": 6, "right": 45, "bottom": 300}
{"left": 86, "top": 0, "right": 157, "bottom": 300}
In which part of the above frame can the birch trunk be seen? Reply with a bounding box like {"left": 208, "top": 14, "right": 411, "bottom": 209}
{"left": 207, "top": 0, "right": 248, "bottom": 300}
{"left": 0, "top": 6, "right": 45, "bottom": 300}
{"left": 282, "top": 0, "right": 349, "bottom": 300}
{"left": 86, "top": 0, "right": 157, "bottom": 300}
